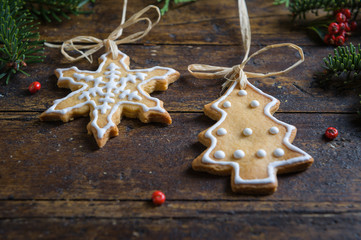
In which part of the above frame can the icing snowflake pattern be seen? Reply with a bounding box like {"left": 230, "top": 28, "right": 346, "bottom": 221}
{"left": 41, "top": 50, "right": 179, "bottom": 147}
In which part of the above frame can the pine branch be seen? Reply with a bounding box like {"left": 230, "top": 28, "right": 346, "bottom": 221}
{"left": 274, "top": 0, "right": 291, "bottom": 8}
{"left": 274, "top": 0, "right": 361, "bottom": 19}
{"left": 25, "top": 0, "right": 95, "bottom": 22}
{"left": 316, "top": 43, "right": 361, "bottom": 113}
{"left": 323, "top": 43, "right": 361, "bottom": 81}
{"left": 158, "top": 0, "right": 196, "bottom": 15}
{"left": 0, "top": 0, "right": 44, "bottom": 84}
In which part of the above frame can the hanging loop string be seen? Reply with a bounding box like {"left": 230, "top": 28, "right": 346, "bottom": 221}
{"left": 45, "top": 3, "right": 161, "bottom": 63}
{"left": 187, "top": 0, "right": 304, "bottom": 91}
{"left": 188, "top": 43, "right": 304, "bottom": 90}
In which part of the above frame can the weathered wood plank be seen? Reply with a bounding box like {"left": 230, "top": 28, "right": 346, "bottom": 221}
{"left": 1, "top": 200, "right": 360, "bottom": 219}
{"left": 0, "top": 46, "right": 359, "bottom": 113}
{"left": 38, "top": 0, "right": 361, "bottom": 46}
{"left": 39, "top": 0, "right": 313, "bottom": 46}
{"left": 0, "top": 112, "right": 360, "bottom": 200}
{"left": 36, "top": 0, "right": 361, "bottom": 46}
{"left": 1, "top": 214, "right": 360, "bottom": 240}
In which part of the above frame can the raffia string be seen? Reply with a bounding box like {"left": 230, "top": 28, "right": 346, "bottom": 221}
{"left": 187, "top": 0, "right": 304, "bottom": 91}
{"left": 45, "top": 0, "right": 161, "bottom": 63}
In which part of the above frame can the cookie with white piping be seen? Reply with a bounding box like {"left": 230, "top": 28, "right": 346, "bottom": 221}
{"left": 193, "top": 81, "right": 313, "bottom": 194}
{"left": 40, "top": 50, "right": 179, "bottom": 148}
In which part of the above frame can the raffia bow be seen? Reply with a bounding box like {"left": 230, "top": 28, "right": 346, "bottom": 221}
{"left": 188, "top": 0, "right": 305, "bottom": 91}
{"left": 45, "top": 1, "right": 161, "bottom": 63}
{"left": 188, "top": 43, "right": 305, "bottom": 91}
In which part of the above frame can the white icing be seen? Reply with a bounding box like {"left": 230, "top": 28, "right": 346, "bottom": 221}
{"left": 45, "top": 50, "right": 177, "bottom": 139}
{"left": 243, "top": 128, "right": 253, "bottom": 136}
{"left": 238, "top": 90, "right": 247, "bottom": 96}
{"left": 214, "top": 151, "right": 225, "bottom": 159}
{"left": 269, "top": 126, "right": 279, "bottom": 135}
{"left": 223, "top": 101, "right": 231, "bottom": 108}
{"left": 216, "top": 128, "right": 227, "bottom": 136}
{"left": 233, "top": 150, "right": 245, "bottom": 159}
{"left": 250, "top": 100, "right": 260, "bottom": 108}
{"left": 256, "top": 149, "right": 267, "bottom": 158}
{"left": 202, "top": 81, "right": 312, "bottom": 185}
{"left": 273, "top": 148, "right": 285, "bottom": 157}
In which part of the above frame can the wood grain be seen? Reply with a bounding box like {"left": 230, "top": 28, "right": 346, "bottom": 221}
{"left": 1, "top": 0, "right": 361, "bottom": 238}
{"left": 38, "top": 0, "right": 361, "bottom": 46}
{"left": 0, "top": 46, "right": 360, "bottom": 113}
{"left": 1, "top": 214, "right": 360, "bottom": 240}
{"left": 0, "top": 113, "right": 360, "bottom": 201}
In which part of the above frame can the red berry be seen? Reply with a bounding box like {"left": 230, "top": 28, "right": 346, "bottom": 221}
{"left": 328, "top": 22, "right": 339, "bottom": 34}
{"left": 335, "top": 35, "right": 345, "bottom": 46}
{"left": 336, "top": 13, "right": 347, "bottom": 23}
{"left": 342, "top": 9, "right": 352, "bottom": 19}
{"left": 152, "top": 191, "right": 165, "bottom": 205}
{"left": 28, "top": 81, "right": 41, "bottom": 94}
{"left": 338, "top": 22, "right": 346, "bottom": 31}
{"left": 21, "top": 61, "right": 27, "bottom": 67}
{"left": 338, "top": 31, "right": 349, "bottom": 42}
{"left": 350, "top": 21, "right": 357, "bottom": 31}
{"left": 324, "top": 34, "right": 335, "bottom": 45}
{"left": 344, "top": 22, "right": 351, "bottom": 32}
{"left": 325, "top": 127, "right": 338, "bottom": 140}
{"left": 338, "top": 30, "right": 345, "bottom": 36}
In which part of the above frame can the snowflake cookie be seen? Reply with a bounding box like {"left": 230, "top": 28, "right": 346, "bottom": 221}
{"left": 193, "top": 81, "right": 314, "bottom": 194}
{"left": 40, "top": 50, "right": 180, "bottom": 148}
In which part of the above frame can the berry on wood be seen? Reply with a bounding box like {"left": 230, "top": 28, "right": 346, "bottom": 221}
{"left": 152, "top": 191, "right": 166, "bottom": 205}
{"left": 29, "top": 81, "right": 41, "bottom": 94}
{"left": 325, "top": 127, "right": 338, "bottom": 140}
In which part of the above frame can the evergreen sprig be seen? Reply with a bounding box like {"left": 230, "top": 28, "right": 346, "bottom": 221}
{"left": 158, "top": 0, "right": 195, "bottom": 15}
{"left": 0, "top": 0, "right": 95, "bottom": 84}
{"left": 0, "top": 0, "right": 44, "bottom": 84}
{"left": 26, "top": 0, "right": 95, "bottom": 22}
{"left": 323, "top": 43, "right": 361, "bottom": 80}
{"left": 317, "top": 43, "right": 361, "bottom": 113}
{"left": 274, "top": 0, "right": 361, "bottom": 19}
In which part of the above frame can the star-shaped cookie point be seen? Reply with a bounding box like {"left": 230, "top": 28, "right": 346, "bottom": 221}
{"left": 40, "top": 50, "right": 180, "bottom": 148}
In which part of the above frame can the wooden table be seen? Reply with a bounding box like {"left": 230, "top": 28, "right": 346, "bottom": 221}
{"left": 1, "top": 0, "right": 361, "bottom": 239}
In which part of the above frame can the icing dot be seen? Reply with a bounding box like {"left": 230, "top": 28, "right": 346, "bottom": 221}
{"left": 238, "top": 90, "right": 247, "bottom": 96}
{"left": 214, "top": 151, "right": 225, "bottom": 159}
{"left": 250, "top": 100, "right": 260, "bottom": 108}
{"left": 243, "top": 128, "right": 253, "bottom": 136}
{"left": 256, "top": 149, "right": 267, "bottom": 158}
{"left": 269, "top": 126, "right": 279, "bottom": 135}
{"left": 216, "top": 128, "right": 227, "bottom": 136}
{"left": 223, "top": 101, "right": 231, "bottom": 108}
{"left": 273, "top": 148, "right": 285, "bottom": 157}
{"left": 233, "top": 150, "right": 245, "bottom": 159}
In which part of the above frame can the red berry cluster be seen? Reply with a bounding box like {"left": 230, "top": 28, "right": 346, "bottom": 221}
{"left": 324, "top": 9, "right": 357, "bottom": 46}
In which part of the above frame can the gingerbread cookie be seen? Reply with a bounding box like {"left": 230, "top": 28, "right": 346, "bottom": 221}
{"left": 40, "top": 50, "right": 179, "bottom": 148}
{"left": 193, "top": 81, "right": 313, "bottom": 194}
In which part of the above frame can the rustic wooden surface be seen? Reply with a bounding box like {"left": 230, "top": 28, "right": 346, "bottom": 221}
{"left": 1, "top": 0, "right": 361, "bottom": 239}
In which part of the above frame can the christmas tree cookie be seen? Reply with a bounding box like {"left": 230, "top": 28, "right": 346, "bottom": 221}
{"left": 193, "top": 81, "right": 314, "bottom": 194}
{"left": 40, "top": 50, "right": 179, "bottom": 148}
